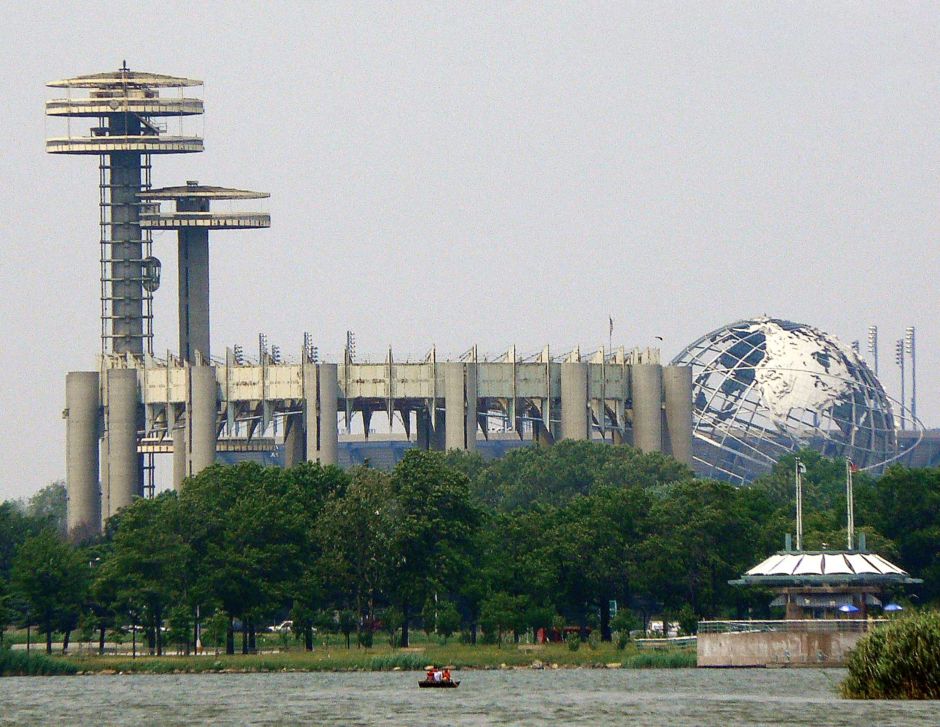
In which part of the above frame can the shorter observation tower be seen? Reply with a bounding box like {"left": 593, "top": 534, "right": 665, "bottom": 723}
{"left": 139, "top": 182, "right": 270, "bottom": 488}
{"left": 139, "top": 182, "right": 270, "bottom": 362}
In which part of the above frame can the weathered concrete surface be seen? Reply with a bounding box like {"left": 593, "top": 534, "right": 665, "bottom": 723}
{"left": 697, "top": 630, "right": 866, "bottom": 667}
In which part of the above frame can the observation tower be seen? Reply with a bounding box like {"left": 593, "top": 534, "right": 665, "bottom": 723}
{"left": 139, "top": 182, "right": 270, "bottom": 362}
{"left": 46, "top": 63, "right": 203, "bottom": 356}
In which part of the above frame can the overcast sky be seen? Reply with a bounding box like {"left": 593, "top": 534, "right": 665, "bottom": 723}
{"left": 1, "top": 2, "right": 938, "bottom": 501}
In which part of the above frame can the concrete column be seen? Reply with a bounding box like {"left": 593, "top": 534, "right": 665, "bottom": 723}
{"left": 560, "top": 362, "right": 589, "bottom": 440}
{"left": 99, "top": 437, "right": 109, "bottom": 530}
{"left": 172, "top": 415, "right": 186, "bottom": 489}
{"left": 318, "top": 363, "right": 338, "bottom": 465}
{"left": 106, "top": 368, "right": 140, "bottom": 515}
{"left": 631, "top": 364, "right": 663, "bottom": 453}
{"left": 178, "top": 222, "right": 210, "bottom": 361}
{"left": 464, "top": 362, "right": 478, "bottom": 453}
{"left": 303, "top": 363, "right": 319, "bottom": 462}
{"left": 66, "top": 372, "right": 100, "bottom": 537}
{"left": 188, "top": 365, "right": 217, "bottom": 476}
{"left": 663, "top": 365, "right": 693, "bottom": 465}
{"left": 416, "top": 407, "right": 431, "bottom": 450}
{"left": 283, "top": 412, "right": 305, "bottom": 467}
{"left": 444, "top": 363, "right": 466, "bottom": 450}
{"left": 432, "top": 405, "right": 446, "bottom": 450}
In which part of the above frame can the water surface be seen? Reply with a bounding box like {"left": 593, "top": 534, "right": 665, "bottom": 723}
{"left": 1, "top": 668, "right": 936, "bottom": 726}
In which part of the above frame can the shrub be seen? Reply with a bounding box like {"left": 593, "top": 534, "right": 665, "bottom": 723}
{"left": 565, "top": 632, "right": 580, "bottom": 652}
{"left": 841, "top": 610, "right": 940, "bottom": 699}
{"left": 587, "top": 631, "right": 601, "bottom": 650}
{"left": 615, "top": 630, "right": 631, "bottom": 650}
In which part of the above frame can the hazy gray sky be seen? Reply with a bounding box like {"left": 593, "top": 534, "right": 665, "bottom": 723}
{"left": 1, "top": 2, "right": 938, "bottom": 500}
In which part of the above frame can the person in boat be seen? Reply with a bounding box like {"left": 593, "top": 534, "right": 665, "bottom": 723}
{"left": 434, "top": 670, "right": 443, "bottom": 682}
{"left": 426, "top": 668, "right": 435, "bottom": 682}
{"left": 442, "top": 668, "right": 451, "bottom": 683}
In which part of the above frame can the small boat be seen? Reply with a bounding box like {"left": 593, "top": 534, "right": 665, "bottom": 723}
{"left": 418, "top": 679, "right": 460, "bottom": 688}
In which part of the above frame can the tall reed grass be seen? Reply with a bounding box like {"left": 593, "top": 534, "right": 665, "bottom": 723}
{"left": 0, "top": 647, "right": 77, "bottom": 676}
{"left": 841, "top": 610, "right": 940, "bottom": 699}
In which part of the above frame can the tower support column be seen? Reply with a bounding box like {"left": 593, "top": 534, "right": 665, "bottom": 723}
{"left": 444, "top": 363, "right": 467, "bottom": 450}
{"left": 317, "top": 364, "right": 338, "bottom": 465}
{"left": 663, "top": 365, "right": 693, "bottom": 465}
{"left": 560, "top": 362, "right": 589, "bottom": 440}
{"left": 632, "top": 364, "right": 663, "bottom": 453}
{"left": 188, "top": 365, "right": 218, "bottom": 476}
{"left": 106, "top": 368, "right": 140, "bottom": 517}
{"left": 66, "top": 372, "right": 100, "bottom": 537}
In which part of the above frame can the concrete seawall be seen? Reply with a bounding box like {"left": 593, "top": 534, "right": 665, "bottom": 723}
{"left": 698, "top": 630, "right": 865, "bottom": 667}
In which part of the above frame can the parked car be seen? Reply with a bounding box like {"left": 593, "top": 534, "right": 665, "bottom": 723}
{"left": 268, "top": 620, "right": 293, "bottom": 633}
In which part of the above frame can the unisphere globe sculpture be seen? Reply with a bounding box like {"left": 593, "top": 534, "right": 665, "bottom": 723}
{"left": 671, "top": 317, "right": 914, "bottom": 484}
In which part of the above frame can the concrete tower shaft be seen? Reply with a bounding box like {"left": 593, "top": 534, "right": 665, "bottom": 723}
{"left": 46, "top": 65, "right": 204, "bottom": 356}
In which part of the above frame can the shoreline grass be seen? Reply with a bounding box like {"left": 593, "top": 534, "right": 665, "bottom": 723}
{"left": 55, "top": 642, "right": 695, "bottom": 675}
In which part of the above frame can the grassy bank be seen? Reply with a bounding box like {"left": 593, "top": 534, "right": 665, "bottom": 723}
{"left": 1, "top": 647, "right": 78, "bottom": 676}
{"left": 61, "top": 642, "right": 695, "bottom": 674}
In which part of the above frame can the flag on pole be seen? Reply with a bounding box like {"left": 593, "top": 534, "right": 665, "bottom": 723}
{"left": 609, "top": 316, "right": 614, "bottom": 337}
{"left": 849, "top": 461, "right": 859, "bottom": 474}
{"left": 797, "top": 461, "right": 807, "bottom": 475}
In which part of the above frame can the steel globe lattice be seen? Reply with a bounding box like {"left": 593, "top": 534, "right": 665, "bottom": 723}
{"left": 671, "top": 317, "right": 916, "bottom": 484}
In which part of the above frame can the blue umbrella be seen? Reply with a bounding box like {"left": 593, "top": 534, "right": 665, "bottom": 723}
{"left": 883, "top": 603, "right": 903, "bottom": 612}
{"left": 838, "top": 604, "right": 860, "bottom": 613}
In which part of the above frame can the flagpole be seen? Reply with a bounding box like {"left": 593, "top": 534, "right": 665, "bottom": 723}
{"left": 795, "top": 457, "right": 803, "bottom": 551}
{"left": 846, "top": 459, "right": 855, "bottom": 550}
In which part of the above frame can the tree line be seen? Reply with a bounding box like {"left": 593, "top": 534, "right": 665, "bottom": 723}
{"left": 1, "top": 441, "right": 937, "bottom": 654}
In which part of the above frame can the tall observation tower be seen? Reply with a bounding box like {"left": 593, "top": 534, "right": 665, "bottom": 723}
{"left": 46, "top": 63, "right": 203, "bottom": 356}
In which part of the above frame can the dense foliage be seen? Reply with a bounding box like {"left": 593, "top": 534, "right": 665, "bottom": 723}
{"left": 841, "top": 610, "right": 940, "bottom": 699}
{"left": 0, "top": 444, "right": 937, "bottom": 656}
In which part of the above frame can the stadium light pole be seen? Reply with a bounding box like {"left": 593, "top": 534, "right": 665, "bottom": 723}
{"left": 895, "top": 338, "right": 905, "bottom": 430}
{"left": 905, "top": 327, "right": 916, "bottom": 423}
{"left": 867, "top": 325, "right": 878, "bottom": 376}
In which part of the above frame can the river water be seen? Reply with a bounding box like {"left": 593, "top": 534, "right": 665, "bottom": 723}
{"left": 1, "top": 668, "right": 936, "bottom": 726}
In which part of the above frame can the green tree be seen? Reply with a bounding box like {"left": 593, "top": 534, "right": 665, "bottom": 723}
{"left": 316, "top": 467, "right": 392, "bottom": 636}
{"left": 25, "top": 481, "right": 68, "bottom": 539}
{"left": 11, "top": 532, "right": 88, "bottom": 653}
{"left": 385, "top": 450, "right": 481, "bottom": 646}
{"left": 479, "top": 592, "right": 526, "bottom": 645}
{"left": 338, "top": 609, "right": 357, "bottom": 648}
{"left": 95, "top": 493, "right": 192, "bottom": 655}
{"left": 435, "top": 599, "right": 461, "bottom": 643}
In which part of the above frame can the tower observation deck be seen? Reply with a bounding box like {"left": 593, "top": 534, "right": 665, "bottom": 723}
{"left": 46, "top": 64, "right": 204, "bottom": 356}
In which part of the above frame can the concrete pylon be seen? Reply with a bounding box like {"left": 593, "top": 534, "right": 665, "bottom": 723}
{"left": 444, "top": 363, "right": 467, "bottom": 450}
{"left": 106, "top": 368, "right": 140, "bottom": 517}
{"left": 465, "top": 362, "right": 478, "bottom": 452}
{"left": 65, "top": 371, "right": 100, "bottom": 537}
{"left": 560, "top": 362, "right": 589, "bottom": 440}
{"left": 283, "top": 412, "right": 305, "bottom": 467}
{"left": 632, "top": 364, "right": 663, "bottom": 453}
{"left": 171, "top": 407, "right": 186, "bottom": 490}
{"left": 188, "top": 365, "right": 217, "bottom": 476}
{"left": 663, "top": 365, "right": 693, "bottom": 465}
{"left": 317, "top": 363, "right": 338, "bottom": 465}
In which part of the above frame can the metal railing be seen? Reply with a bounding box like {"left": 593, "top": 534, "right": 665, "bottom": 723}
{"left": 697, "top": 619, "right": 888, "bottom": 634}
